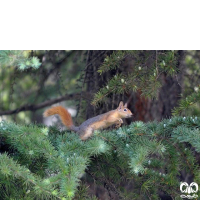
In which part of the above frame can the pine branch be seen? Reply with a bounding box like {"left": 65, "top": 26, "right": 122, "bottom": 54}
{"left": 97, "top": 50, "right": 137, "bottom": 74}
{"left": 0, "top": 153, "right": 61, "bottom": 199}
{"left": 0, "top": 50, "right": 41, "bottom": 70}
{"left": 172, "top": 89, "right": 200, "bottom": 116}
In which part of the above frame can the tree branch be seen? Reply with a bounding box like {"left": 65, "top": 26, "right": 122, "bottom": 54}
{"left": 0, "top": 93, "right": 89, "bottom": 116}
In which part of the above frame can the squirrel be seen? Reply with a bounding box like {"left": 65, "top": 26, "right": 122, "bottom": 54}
{"left": 43, "top": 101, "right": 133, "bottom": 140}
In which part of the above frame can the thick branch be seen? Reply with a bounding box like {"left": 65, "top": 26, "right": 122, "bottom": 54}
{"left": 0, "top": 93, "right": 88, "bottom": 116}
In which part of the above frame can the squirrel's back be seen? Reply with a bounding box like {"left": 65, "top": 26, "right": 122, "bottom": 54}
{"left": 78, "top": 110, "right": 114, "bottom": 130}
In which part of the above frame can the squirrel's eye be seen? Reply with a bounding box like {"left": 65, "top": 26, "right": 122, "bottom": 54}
{"left": 124, "top": 108, "right": 127, "bottom": 111}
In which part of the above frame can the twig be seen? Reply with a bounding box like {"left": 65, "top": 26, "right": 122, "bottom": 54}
{"left": 0, "top": 92, "right": 90, "bottom": 116}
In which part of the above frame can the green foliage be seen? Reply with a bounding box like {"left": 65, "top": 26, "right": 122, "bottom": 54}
{"left": 97, "top": 50, "right": 137, "bottom": 74}
{"left": 174, "top": 51, "right": 200, "bottom": 116}
{"left": 92, "top": 50, "right": 179, "bottom": 106}
{"left": 172, "top": 88, "right": 200, "bottom": 116}
{"left": 0, "top": 116, "right": 200, "bottom": 199}
{"left": 0, "top": 50, "right": 41, "bottom": 70}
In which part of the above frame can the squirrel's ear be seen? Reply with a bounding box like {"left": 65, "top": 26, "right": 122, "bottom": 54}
{"left": 118, "top": 101, "right": 124, "bottom": 110}
{"left": 124, "top": 103, "right": 128, "bottom": 108}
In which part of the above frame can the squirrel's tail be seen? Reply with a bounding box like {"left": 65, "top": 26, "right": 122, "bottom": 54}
{"left": 43, "top": 106, "right": 78, "bottom": 132}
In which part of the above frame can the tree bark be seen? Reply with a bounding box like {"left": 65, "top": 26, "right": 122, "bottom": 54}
{"left": 132, "top": 51, "right": 184, "bottom": 122}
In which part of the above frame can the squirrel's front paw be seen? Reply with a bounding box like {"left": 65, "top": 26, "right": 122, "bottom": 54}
{"left": 118, "top": 118, "right": 123, "bottom": 123}
{"left": 115, "top": 123, "right": 121, "bottom": 128}
{"left": 116, "top": 119, "right": 123, "bottom": 128}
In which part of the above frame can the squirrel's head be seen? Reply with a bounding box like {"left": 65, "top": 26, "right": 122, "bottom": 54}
{"left": 117, "top": 101, "right": 133, "bottom": 118}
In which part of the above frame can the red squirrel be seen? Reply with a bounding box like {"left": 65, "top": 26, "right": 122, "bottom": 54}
{"left": 43, "top": 101, "right": 133, "bottom": 140}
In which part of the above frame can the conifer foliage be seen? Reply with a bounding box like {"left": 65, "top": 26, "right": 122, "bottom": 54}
{"left": 0, "top": 117, "right": 200, "bottom": 199}
{"left": 0, "top": 50, "right": 41, "bottom": 70}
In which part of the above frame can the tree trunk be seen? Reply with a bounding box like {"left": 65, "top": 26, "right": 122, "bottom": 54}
{"left": 132, "top": 51, "right": 184, "bottom": 122}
